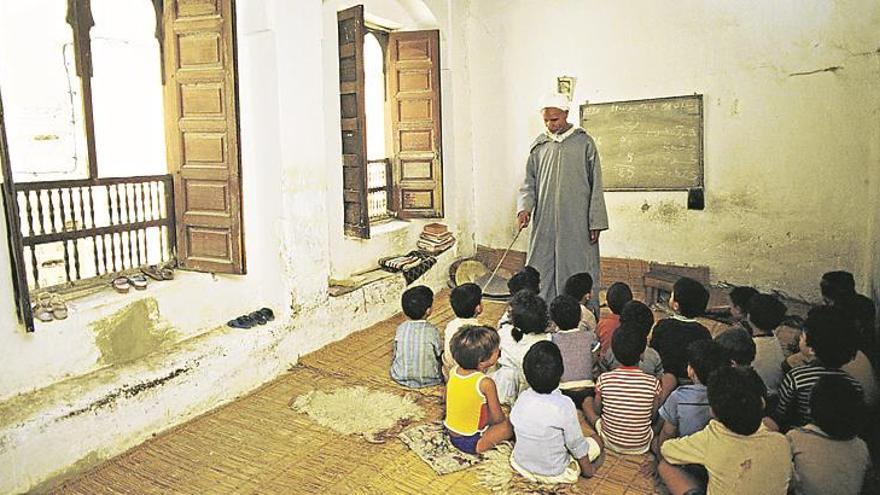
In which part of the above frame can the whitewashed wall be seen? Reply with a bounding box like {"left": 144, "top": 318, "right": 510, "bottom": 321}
{"left": 0, "top": 1, "right": 475, "bottom": 492}
{"left": 467, "top": 0, "right": 880, "bottom": 300}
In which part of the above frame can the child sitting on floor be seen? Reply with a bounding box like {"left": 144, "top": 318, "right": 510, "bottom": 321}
{"left": 597, "top": 282, "right": 633, "bottom": 354}
{"left": 494, "top": 290, "right": 551, "bottom": 404}
{"left": 443, "top": 283, "right": 483, "bottom": 379}
{"left": 563, "top": 272, "right": 598, "bottom": 332}
{"left": 510, "top": 341, "right": 603, "bottom": 483}
{"left": 729, "top": 285, "right": 759, "bottom": 333}
{"left": 658, "top": 366, "right": 792, "bottom": 495}
{"left": 390, "top": 285, "right": 442, "bottom": 388}
{"left": 820, "top": 270, "right": 876, "bottom": 362}
{"left": 549, "top": 294, "right": 599, "bottom": 406}
{"left": 746, "top": 294, "right": 788, "bottom": 398}
{"left": 773, "top": 306, "right": 862, "bottom": 430}
{"left": 497, "top": 266, "right": 541, "bottom": 327}
{"left": 584, "top": 324, "right": 660, "bottom": 454}
{"left": 445, "top": 325, "right": 513, "bottom": 454}
{"left": 653, "top": 340, "right": 726, "bottom": 454}
{"left": 650, "top": 277, "right": 712, "bottom": 394}
{"left": 599, "top": 300, "right": 664, "bottom": 378}
{"left": 786, "top": 375, "right": 871, "bottom": 495}
{"left": 715, "top": 326, "right": 757, "bottom": 368}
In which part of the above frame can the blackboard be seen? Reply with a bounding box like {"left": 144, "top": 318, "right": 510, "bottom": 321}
{"left": 580, "top": 95, "right": 703, "bottom": 191}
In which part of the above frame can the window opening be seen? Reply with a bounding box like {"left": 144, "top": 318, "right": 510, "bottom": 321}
{"left": 363, "top": 31, "right": 390, "bottom": 221}
{"left": 0, "top": 0, "right": 175, "bottom": 332}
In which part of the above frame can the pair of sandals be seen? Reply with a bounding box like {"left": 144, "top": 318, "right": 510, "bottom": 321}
{"left": 32, "top": 293, "right": 68, "bottom": 322}
{"left": 227, "top": 307, "right": 275, "bottom": 329}
{"left": 112, "top": 274, "right": 149, "bottom": 293}
{"left": 141, "top": 265, "right": 174, "bottom": 281}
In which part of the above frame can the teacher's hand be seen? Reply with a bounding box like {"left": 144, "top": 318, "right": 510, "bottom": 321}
{"left": 589, "top": 230, "right": 601, "bottom": 244}
{"left": 517, "top": 210, "right": 531, "bottom": 229}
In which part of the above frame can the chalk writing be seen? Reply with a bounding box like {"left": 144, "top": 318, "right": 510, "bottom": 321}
{"left": 580, "top": 95, "right": 703, "bottom": 190}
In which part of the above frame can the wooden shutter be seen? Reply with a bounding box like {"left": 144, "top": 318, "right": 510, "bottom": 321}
{"left": 337, "top": 6, "right": 370, "bottom": 238}
{"left": 388, "top": 30, "right": 443, "bottom": 218}
{"left": 162, "top": 0, "right": 245, "bottom": 273}
{"left": 0, "top": 93, "right": 34, "bottom": 332}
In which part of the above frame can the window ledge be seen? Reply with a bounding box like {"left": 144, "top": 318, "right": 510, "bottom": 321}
{"left": 328, "top": 268, "right": 396, "bottom": 297}
{"left": 365, "top": 217, "right": 410, "bottom": 237}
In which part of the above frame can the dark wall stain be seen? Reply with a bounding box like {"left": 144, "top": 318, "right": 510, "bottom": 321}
{"left": 58, "top": 363, "right": 196, "bottom": 421}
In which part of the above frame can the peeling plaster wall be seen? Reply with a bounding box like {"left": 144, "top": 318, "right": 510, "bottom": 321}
{"left": 0, "top": 1, "right": 473, "bottom": 492}
{"left": 468, "top": 0, "right": 880, "bottom": 300}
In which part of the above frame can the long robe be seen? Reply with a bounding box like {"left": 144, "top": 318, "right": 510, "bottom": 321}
{"left": 517, "top": 127, "right": 608, "bottom": 306}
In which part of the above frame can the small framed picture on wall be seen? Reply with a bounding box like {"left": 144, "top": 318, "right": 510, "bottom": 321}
{"left": 557, "top": 76, "right": 576, "bottom": 101}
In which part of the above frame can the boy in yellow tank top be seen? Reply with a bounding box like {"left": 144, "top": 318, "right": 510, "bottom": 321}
{"left": 445, "top": 325, "right": 513, "bottom": 454}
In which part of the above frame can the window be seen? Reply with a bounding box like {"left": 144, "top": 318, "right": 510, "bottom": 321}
{"left": 336, "top": 5, "right": 443, "bottom": 239}
{"left": 363, "top": 31, "right": 391, "bottom": 222}
{"left": 0, "top": 0, "right": 244, "bottom": 332}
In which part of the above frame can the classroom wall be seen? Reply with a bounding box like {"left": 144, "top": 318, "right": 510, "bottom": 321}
{"left": 467, "top": 0, "right": 880, "bottom": 300}
{"left": 0, "top": 1, "right": 474, "bottom": 492}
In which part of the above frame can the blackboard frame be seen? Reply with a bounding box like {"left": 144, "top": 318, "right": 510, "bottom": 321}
{"left": 580, "top": 94, "right": 704, "bottom": 192}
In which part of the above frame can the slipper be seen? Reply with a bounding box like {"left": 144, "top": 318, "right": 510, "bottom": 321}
{"left": 112, "top": 276, "right": 131, "bottom": 294}
{"left": 141, "top": 265, "right": 163, "bottom": 281}
{"left": 33, "top": 293, "right": 54, "bottom": 322}
{"left": 128, "top": 274, "right": 148, "bottom": 291}
{"left": 257, "top": 307, "right": 275, "bottom": 321}
{"left": 227, "top": 315, "right": 256, "bottom": 329}
{"left": 141, "top": 265, "right": 174, "bottom": 281}
{"left": 50, "top": 294, "right": 68, "bottom": 320}
{"left": 248, "top": 311, "right": 268, "bottom": 325}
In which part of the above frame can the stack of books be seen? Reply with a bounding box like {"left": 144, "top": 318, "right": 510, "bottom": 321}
{"left": 417, "top": 222, "right": 455, "bottom": 254}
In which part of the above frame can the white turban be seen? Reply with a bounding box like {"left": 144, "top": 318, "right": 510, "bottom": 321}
{"left": 539, "top": 92, "right": 570, "bottom": 112}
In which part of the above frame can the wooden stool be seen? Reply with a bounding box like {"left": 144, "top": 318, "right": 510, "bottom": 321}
{"left": 644, "top": 270, "right": 680, "bottom": 304}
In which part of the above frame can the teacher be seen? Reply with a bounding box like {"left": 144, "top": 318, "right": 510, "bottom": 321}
{"left": 516, "top": 93, "right": 608, "bottom": 311}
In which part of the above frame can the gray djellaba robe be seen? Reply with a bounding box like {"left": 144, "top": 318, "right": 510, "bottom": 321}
{"left": 517, "top": 127, "right": 609, "bottom": 308}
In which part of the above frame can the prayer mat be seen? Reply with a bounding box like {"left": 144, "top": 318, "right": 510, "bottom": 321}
{"left": 398, "top": 423, "right": 482, "bottom": 475}
{"left": 476, "top": 443, "right": 579, "bottom": 495}
{"left": 290, "top": 386, "right": 425, "bottom": 442}
{"left": 378, "top": 250, "right": 438, "bottom": 284}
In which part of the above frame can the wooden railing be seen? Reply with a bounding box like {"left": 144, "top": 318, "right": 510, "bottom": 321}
{"left": 11, "top": 174, "right": 175, "bottom": 293}
{"left": 366, "top": 158, "right": 392, "bottom": 220}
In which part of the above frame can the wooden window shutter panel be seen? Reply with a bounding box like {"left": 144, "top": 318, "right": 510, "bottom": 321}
{"left": 337, "top": 6, "right": 370, "bottom": 238}
{"left": 162, "top": 0, "right": 245, "bottom": 273}
{"left": 388, "top": 30, "right": 443, "bottom": 219}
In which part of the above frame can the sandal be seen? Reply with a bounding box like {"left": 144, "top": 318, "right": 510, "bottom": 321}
{"left": 141, "top": 265, "right": 174, "bottom": 281}
{"left": 257, "top": 307, "right": 275, "bottom": 321}
{"left": 227, "top": 314, "right": 257, "bottom": 329}
{"left": 248, "top": 311, "right": 268, "bottom": 325}
{"left": 141, "top": 265, "right": 163, "bottom": 281}
{"left": 50, "top": 294, "right": 68, "bottom": 320}
{"left": 33, "top": 293, "right": 54, "bottom": 322}
{"left": 112, "top": 276, "right": 131, "bottom": 293}
{"left": 128, "top": 274, "right": 148, "bottom": 291}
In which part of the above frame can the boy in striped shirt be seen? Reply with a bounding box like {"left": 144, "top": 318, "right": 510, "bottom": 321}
{"left": 772, "top": 305, "right": 862, "bottom": 430}
{"left": 584, "top": 323, "right": 661, "bottom": 454}
{"left": 390, "top": 285, "right": 443, "bottom": 388}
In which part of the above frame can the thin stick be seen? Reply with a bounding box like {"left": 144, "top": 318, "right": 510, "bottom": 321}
{"left": 483, "top": 226, "right": 524, "bottom": 291}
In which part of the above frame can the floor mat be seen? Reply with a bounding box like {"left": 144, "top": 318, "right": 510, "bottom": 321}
{"left": 398, "top": 422, "right": 482, "bottom": 475}
{"left": 290, "top": 385, "right": 425, "bottom": 442}
{"left": 476, "top": 443, "right": 578, "bottom": 495}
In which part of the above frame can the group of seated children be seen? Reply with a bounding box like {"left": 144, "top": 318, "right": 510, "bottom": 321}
{"left": 388, "top": 268, "right": 876, "bottom": 495}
